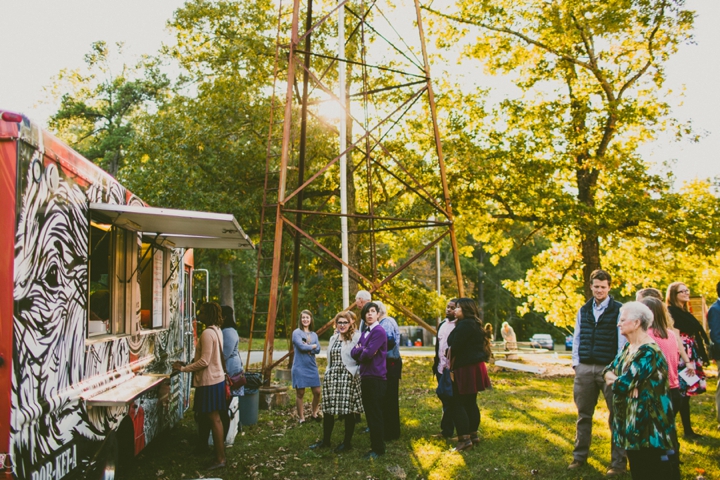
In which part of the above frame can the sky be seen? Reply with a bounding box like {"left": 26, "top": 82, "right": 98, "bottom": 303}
{"left": 1, "top": 0, "right": 718, "bottom": 186}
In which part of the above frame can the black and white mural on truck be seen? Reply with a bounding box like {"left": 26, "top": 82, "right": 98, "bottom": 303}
{"left": 10, "top": 137, "right": 190, "bottom": 479}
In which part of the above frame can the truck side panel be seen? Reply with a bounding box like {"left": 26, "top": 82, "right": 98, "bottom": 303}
{"left": 0, "top": 131, "right": 18, "bottom": 479}
{"left": 8, "top": 120, "right": 192, "bottom": 479}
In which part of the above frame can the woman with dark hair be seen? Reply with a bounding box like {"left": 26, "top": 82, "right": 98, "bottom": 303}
{"left": 666, "top": 282, "right": 709, "bottom": 439}
{"left": 173, "top": 302, "right": 226, "bottom": 470}
{"left": 351, "top": 302, "right": 388, "bottom": 459}
{"left": 603, "top": 302, "right": 678, "bottom": 480}
{"left": 446, "top": 298, "right": 492, "bottom": 452}
{"left": 220, "top": 305, "right": 244, "bottom": 444}
{"left": 292, "top": 309, "right": 322, "bottom": 423}
{"left": 310, "top": 312, "right": 363, "bottom": 452}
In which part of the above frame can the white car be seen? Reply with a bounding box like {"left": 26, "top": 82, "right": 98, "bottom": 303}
{"left": 530, "top": 334, "right": 554, "bottom": 350}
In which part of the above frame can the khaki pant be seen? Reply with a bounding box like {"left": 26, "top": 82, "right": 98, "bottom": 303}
{"left": 573, "top": 363, "right": 627, "bottom": 469}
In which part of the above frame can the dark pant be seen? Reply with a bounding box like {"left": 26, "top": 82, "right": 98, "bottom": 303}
{"left": 448, "top": 392, "right": 479, "bottom": 436}
{"left": 668, "top": 388, "right": 682, "bottom": 465}
{"left": 677, "top": 394, "right": 695, "bottom": 435}
{"left": 195, "top": 411, "right": 211, "bottom": 449}
{"left": 384, "top": 375, "right": 401, "bottom": 440}
{"left": 626, "top": 448, "right": 680, "bottom": 480}
{"left": 436, "top": 373, "right": 456, "bottom": 437}
{"left": 361, "top": 377, "right": 387, "bottom": 454}
{"left": 220, "top": 407, "right": 230, "bottom": 443}
{"left": 322, "top": 414, "right": 356, "bottom": 446}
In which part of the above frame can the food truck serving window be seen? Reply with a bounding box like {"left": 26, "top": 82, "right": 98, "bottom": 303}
{"left": 88, "top": 222, "right": 129, "bottom": 337}
{"left": 139, "top": 241, "right": 169, "bottom": 330}
{"left": 87, "top": 202, "right": 254, "bottom": 338}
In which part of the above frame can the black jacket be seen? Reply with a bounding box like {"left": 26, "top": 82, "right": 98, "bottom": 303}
{"left": 668, "top": 305, "right": 710, "bottom": 363}
{"left": 447, "top": 318, "right": 490, "bottom": 368}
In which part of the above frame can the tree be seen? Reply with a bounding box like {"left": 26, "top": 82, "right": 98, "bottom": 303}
{"left": 48, "top": 41, "right": 169, "bottom": 176}
{"left": 425, "top": 0, "right": 702, "bottom": 308}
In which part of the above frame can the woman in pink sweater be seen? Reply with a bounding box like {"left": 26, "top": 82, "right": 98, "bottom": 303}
{"left": 640, "top": 296, "right": 692, "bottom": 470}
{"left": 173, "top": 302, "right": 227, "bottom": 470}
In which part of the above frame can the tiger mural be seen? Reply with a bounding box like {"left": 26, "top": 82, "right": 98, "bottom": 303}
{"left": 9, "top": 144, "right": 190, "bottom": 478}
{"left": 12, "top": 158, "right": 94, "bottom": 476}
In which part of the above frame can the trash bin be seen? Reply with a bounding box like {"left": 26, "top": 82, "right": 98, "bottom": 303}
{"left": 238, "top": 391, "right": 259, "bottom": 426}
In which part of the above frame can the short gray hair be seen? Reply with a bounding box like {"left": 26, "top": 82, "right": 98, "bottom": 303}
{"left": 355, "top": 290, "right": 371, "bottom": 302}
{"left": 620, "top": 301, "right": 654, "bottom": 330}
{"left": 374, "top": 300, "right": 387, "bottom": 316}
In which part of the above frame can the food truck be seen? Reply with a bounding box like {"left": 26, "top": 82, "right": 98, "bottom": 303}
{"left": 0, "top": 110, "right": 253, "bottom": 479}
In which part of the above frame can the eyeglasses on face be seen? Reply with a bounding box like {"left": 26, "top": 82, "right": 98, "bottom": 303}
{"left": 337, "top": 321, "right": 350, "bottom": 326}
{"left": 677, "top": 289, "right": 690, "bottom": 294}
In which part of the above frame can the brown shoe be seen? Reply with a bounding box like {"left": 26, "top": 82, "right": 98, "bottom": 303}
{"left": 606, "top": 467, "right": 627, "bottom": 477}
{"left": 452, "top": 435, "right": 473, "bottom": 452}
{"left": 469, "top": 432, "right": 480, "bottom": 445}
{"left": 567, "top": 459, "right": 586, "bottom": 470}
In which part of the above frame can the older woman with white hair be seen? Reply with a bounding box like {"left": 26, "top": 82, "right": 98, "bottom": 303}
{"left": 603, "top": 302, "right": 678, "bottom": 480}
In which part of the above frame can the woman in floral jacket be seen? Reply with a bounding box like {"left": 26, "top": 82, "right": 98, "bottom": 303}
{"left": 603, "top": 302, "right": 678, "bottom": 480}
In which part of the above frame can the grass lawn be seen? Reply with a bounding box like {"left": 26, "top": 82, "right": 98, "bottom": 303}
{"left": 126, "top": 357, "right": 719, "bottom": 480}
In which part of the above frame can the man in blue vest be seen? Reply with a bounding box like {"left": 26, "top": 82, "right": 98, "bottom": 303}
{"left": 707, "top": 280, "right": 720, "bottom": 430}
{"left": 568, "top": 269, "right": 627, "bottom": 476}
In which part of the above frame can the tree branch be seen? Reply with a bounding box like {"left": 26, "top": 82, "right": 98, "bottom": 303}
{"left": 617, "top": 0, "right": 667, "bottom": 101}
{"left": 422, "top": 6, "right": 593, "bottom": 71}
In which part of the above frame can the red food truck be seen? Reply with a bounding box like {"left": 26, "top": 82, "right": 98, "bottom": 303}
{"left": 0, "top": 110, "right": 253, "bottom": 479}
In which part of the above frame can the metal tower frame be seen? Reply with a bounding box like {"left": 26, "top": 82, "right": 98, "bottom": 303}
{"left": 248, "top": 0, "right": 465, "bottom": 381}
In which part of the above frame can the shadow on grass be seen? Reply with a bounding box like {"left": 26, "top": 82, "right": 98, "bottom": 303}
{"left": 121, "top": 357, "right": 720, "bottom": 480}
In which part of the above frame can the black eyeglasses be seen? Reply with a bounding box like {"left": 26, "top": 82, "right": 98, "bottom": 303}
{"left": 337, "top": 322, "right": 350, "bottom": 326}
{"left": 678, "top": 289, "right": 690, "bottom": 294}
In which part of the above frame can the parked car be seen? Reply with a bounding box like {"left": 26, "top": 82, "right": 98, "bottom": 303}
{"left": 565, "top": 335, "right": 574, "bottom": 351}
{"left": 530, "top": 334, "right": 554, "bottom": 350}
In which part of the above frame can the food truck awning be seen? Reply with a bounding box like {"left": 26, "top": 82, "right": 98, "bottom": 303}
{"left": 90, "top": 203, "right": 254, "bottom": 249}
{"left": 83, "top": 374, "right": 169, "bottom": 407}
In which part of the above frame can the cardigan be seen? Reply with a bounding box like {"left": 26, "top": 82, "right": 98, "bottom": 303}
{"left": 350, "top": 322, "right": 387, "bottom": 380}
{"left": 327, "top": 330, "right": 361, "bottom": 376}
{"left": 182, "top": 326, "right": 225, "bottom": 387}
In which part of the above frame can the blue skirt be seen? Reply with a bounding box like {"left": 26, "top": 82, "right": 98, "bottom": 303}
{"left": 194, "top": 381, "right": 227, "bottom": 414}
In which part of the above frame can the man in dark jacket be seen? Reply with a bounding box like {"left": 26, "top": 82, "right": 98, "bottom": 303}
{"left": 707, "top": 280, "right": 720, "bottom": 430}
{"left": 568, "top": 270, "right": 627, "bottom": 476}
{"left": 432, "top": 299, "right": 457, "bottom": 439}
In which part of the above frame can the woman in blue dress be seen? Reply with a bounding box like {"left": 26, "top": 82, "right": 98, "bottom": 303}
{"left": 292, "top": 309, "right": 321, "bottom": 423}
{"left": 220, "top": 305, "right": 244, "bottom": 444}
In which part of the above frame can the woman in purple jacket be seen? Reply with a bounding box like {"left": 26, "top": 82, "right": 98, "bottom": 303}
{"left": 350, "top": 302, "right": 387, "bottom": 459}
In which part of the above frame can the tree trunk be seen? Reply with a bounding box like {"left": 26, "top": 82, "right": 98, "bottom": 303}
{"left": 219, "top": 260, "right": 234, "bottom": 311}
{"left": 580, "top": 234, "right": 601, "bottom": 300}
